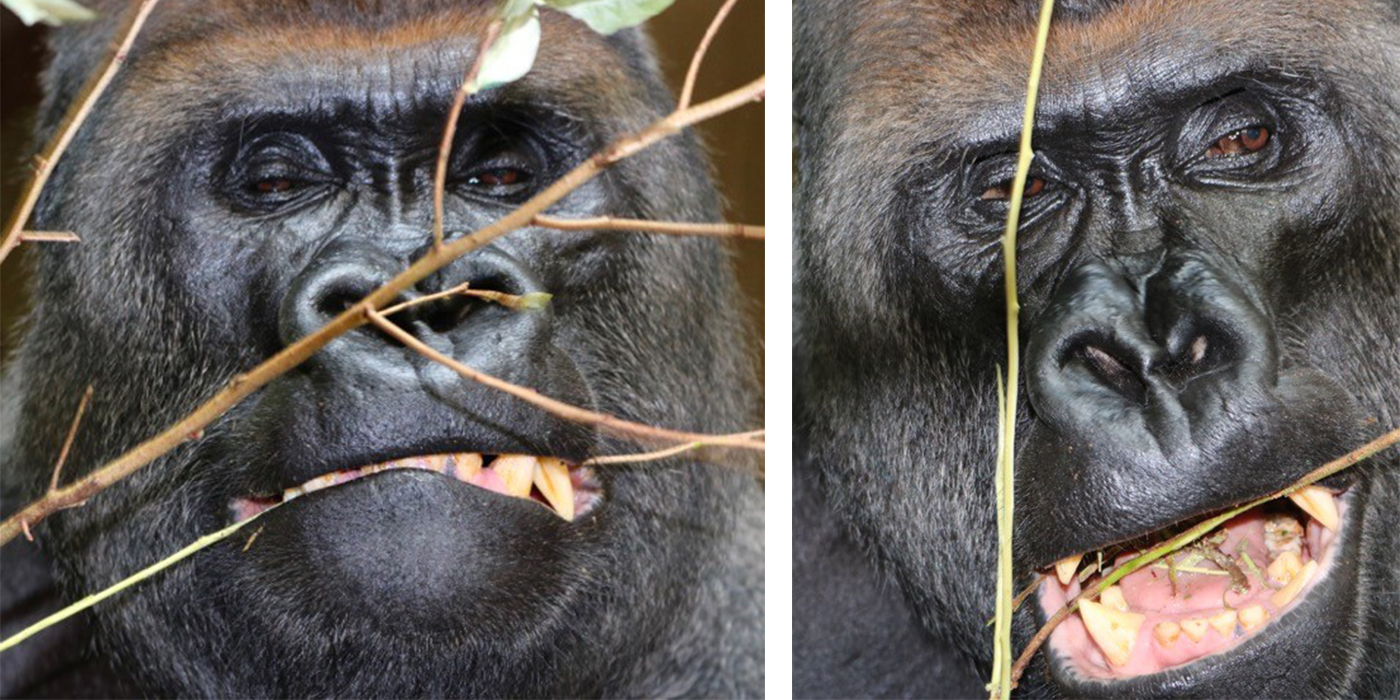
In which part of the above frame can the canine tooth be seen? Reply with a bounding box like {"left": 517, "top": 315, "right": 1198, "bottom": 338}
{"left": 1239, "top": 604, "right": 1269, "bottom": 631}
{"left": 1288, "top": 486, "right": 1339, "bottom": 532}
{"left": 1153, "top": 621, "right": 1181, "bottom": 646}
{"left": 1271, "top": 559, "right": 1318, "bottom": 607}
{"left": 1055, "top": 554, "right": 1083, "bottom": 585}
{"left": 1099, "top": 585, "right": 1129, "bottom": 612}
{"left": 1181, "top": 618, "right": 1209, "bottom": 642}
{"left": 1267, "top": 551, "right": 1303, "bottom": 586}
{"left": 1078, "top": 599, "right": 1144, "bottom": 667}
{"left": 1209, "top": 610, "right": 1238, "bottom": 636}
{"left": 452, "top": 453, "right": 483, "bottom": 480}
{"left": 492, "top": 455, "right": 537, "bottom": 498}
{"left": 533, "top": 458, "right": 576, "bottom": 521}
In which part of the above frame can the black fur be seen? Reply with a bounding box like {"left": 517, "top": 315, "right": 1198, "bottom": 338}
{"left": 0, "top": 1, "right": 762, "bottom": 697}
{"left": 794, "top": 0, "right": 1400, "bottom": 697}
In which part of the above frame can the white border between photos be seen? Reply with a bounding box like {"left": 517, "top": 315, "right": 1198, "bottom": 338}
{"left": 763, "top": 0, "right": 793, "bottom": 697}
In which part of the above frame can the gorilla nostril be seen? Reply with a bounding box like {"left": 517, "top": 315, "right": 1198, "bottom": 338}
{"left": 1076, "top": 343, "right": 1149, "bottom": 404}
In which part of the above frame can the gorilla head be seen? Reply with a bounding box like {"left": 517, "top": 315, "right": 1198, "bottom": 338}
{"left": 0, "top": 1, "right": 761, "bottom": 696}
{"left": 795, "top": 0, "right": 1398, "bottom": 697}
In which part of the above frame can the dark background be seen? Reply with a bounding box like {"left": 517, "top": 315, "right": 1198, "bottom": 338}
{"left": 0, "top": 0, "right": 764, "bottom": 365}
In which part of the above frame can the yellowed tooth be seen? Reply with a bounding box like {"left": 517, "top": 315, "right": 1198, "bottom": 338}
{"left": 1153, "top": 621, "right": 1181, "bottom": 646}
{"left": 282, "top": 486, "right": 304, "bottom": 502}
{"left": 1267, "top": 551, "right": 1303, "bottom": 586}
{"left": 426, "top": 455, "right": 449, "bottom": 473}
{"left": 1055, "top": 554, "right": 1083, "bottom": 586}
{"left": 1181, "top": 618, "right": 1209, "bottom": 642}
{"left": 453, "top": 453, "right": 483, "bottom": 480}
{"left": 533, "top": 458, "right": 576, "bottom": 521}
{"left": 1078, "top": 599, "right": 1144, "bottom": 667}
{"left": 1209, "top": 610, "right": 1238, "bottom": 637}
{"left": 304, "top": 474, "right": 336, "bottom": 493}
{"left": 1239, "top": 604, "right": 1269, "bottom": 631}
{"left": 1271, "top": 559, "right": 1318, "bottom": 608}
{"left": 1288, "top": 485, "right": 1340, "bottom": 532}
{"left": 1099, "top": 585, "right": 1129, "bottom": 612}
{"left": 492, "top": 455, "right": 537, "bottom": 498}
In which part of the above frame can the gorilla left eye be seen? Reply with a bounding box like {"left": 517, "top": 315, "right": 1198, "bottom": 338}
{"left": 1206, "top": 125, "right": 1271, "bottom": 158}
{"left": 467, "top": 167, "right": 529, "bottom": 188}
{"left": 253, "top": 178, "right": 297, "bottom": 194}
{"left": 981, "top": 176, "right": 1047, "bottom": 201}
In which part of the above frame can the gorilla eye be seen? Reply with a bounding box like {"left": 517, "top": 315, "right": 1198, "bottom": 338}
{"left": 468, "top": 168, "right": 527, "bottom": 187}
{"left": 981, "top": 177, "right": 1047, "bottom": 201}
{"left": 1206, "top": 125, "right": 1271, "bottom": 158}
{"left": 253, "top": 178, "right": 297, "bottom": 194}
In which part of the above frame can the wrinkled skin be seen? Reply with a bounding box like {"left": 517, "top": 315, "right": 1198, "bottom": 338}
{"left": 794, "top": 0, "right": 1399, "bottom": 697}
{"left": 0, "top": 1, "right": 761, "bottom": 697}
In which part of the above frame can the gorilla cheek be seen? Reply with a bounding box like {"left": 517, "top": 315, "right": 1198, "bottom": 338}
{"left": 239, "top": 472, "right": 586, "bottom": 634}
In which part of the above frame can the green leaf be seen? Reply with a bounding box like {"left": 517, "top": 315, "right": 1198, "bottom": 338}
{"left": 468, "top": 4, "right": 541, "bottom": 94}
{"left": 2, "top": 0, "right": 96, "bottom": 26}
{"left": 543, "top": 0, "right": 676, "bottom": 35}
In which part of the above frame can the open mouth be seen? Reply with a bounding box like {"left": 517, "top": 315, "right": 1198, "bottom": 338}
{"left": 1039, "top": 485, "right": 1345, "bottom": 679}
{"left": 230, "top": 452, "right": 604, "bottom": 524}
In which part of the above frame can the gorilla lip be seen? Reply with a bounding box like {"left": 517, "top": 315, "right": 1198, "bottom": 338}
{"left": 230, "top": 453, "right": 602, "bottom": 523}
{"left": 1039, "top": 488, "right": 1346, "bottom": 679}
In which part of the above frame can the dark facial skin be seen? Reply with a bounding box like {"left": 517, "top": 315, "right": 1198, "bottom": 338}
{"left": 794, "top": 0, "right": 1399, "bottom": 697}
{"left": 0, "top": 1, "right": 761, "bottom": 697}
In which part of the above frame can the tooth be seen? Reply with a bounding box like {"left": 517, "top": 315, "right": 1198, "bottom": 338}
{"left": 426, "top": 455, "right": 449, "bottom": 474}
{"left": 1181, "top": 618, "right": 1209, "bottom": 642}
{"left": 1271, "top": 559, "right": 1318, "bottom": 607}
{"left": 283, "top": 486, "right": 304, "bottom": 502}
{"left": 1209, "top": 610, "right": 1238, "bottom": 636}
{"left": 1055, "top": 554, "right": 1083, "bottom": 585}
{"left": 1077, "top": 599, "right": 1144, "bottom": 667}
{"left": 1153, "top": 621, "right": 1181, "bottom": 646}
{"left": 453, "top": 453, "right": 483, "bottom": 480}
{"left": 304, "top": 474, "right": 336, "bottom": 493}
{"left": 492, "top": 455, "right": 537, "bottom": 498}
{"left": 1264, "top": 514, "right": 1304, "bottom": 557}
{"left": 1099, "top": 585, "right": 1129, "bottom": 612}
{"left": 1239, "top": 604, "right": 1269, "bottom": 631}
{"left": 1267, "top": 551, "right": 1303, "bottom": 586}
{"left": 533, "top": 458, "right": 576, "bottom": 521}
{"left": 1288, "top": 486, "right": 1340, "bottom": 532}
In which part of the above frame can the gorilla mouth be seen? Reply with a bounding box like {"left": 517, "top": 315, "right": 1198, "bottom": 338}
{"left": 1039, "top": 487, "right": 1346, "bottom": 680}
{"left": 230, "top": 453, "right": 603, "bottom": 524}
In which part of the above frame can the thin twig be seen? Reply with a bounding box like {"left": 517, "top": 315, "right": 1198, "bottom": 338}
{"left": 989, "top": 3, "right": 1055, "bottom": 698}
{"left": 366, "top": 308, "right": 764, "bottom": 460}
{"left": 0, "top": 0, "right": 163, "bottom": 264}
{"left": 48, "top": 385, "right": 94, "bottom": 493}
{"left": 582, "top": 429, "right": 765, "bottom": 466}
{"left": 377, "top": 282, "right": 549, "bottom": 316}
{"left": 677, "top": 0, "right": 739, "bottom": 110}
{"left": 0, "top": 76, "right": 766, "bottom": 546}
{"left": 1007, "top": 425, "right": 1400, "bottom": 688}
{"left": 19, "top": 231, "right": 81, "bottom": 243}
{"left": 533, "top": 215, "right": 763, "bottom": 240}
{"left": 434, "top": 19, "right": 504, "bottom": 251}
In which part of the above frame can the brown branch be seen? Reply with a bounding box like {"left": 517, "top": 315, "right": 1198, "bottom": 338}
{"left": 1007, "top": 425, "right": 1400, "bottom": 688}
{"left": 0, "top": 0, "right": 163, "bottom": 264}
{"left": 0, "top": 75, "right": 766, "bottom": 546}
{"left": 677, "top": 0, "right": 739, "bottom": 110}
{"left": 434, "top": 19, "right": 504, "bottom": 251}
{"left": 48, "top": 386, "right": 94, "bottom": 493}
{"left": 533, "top": 215, "right": 763, "bottom": 240}
{"left": 377, "top": 282, "right": 546, "bottom": 316}
{"left": 366, "top": 308, "right": 764, "bottom": 460}
{"left": 582, "top": 429, "right": 765, "bottom": 466}
{"left": 19, "top": 231, "right": 81, "bottom": 244}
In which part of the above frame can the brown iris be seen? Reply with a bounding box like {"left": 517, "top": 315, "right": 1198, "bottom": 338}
{"left": 470, "top": 168, "right": 523, "bottom": 187}
{"left": 254, "top": 178, "right": 294, "bottom": 193}
{"left": 1206, "top": 125, "right": 1270, "bottom": 158}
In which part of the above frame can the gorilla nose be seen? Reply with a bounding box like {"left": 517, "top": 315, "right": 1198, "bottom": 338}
{"left": 280, "top": 240, "right": 553, "bottom": 377}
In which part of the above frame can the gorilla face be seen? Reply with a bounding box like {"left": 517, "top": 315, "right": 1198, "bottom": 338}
{"left": 796, "top": 0, "right": 1398, "bottom": 696}
{"left": 1, "top": 1, "right": 761, "bottom": 697}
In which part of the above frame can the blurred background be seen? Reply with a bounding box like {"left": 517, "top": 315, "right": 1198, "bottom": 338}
{"left": 0, "top": 0, "right": 764, "bottom": 365}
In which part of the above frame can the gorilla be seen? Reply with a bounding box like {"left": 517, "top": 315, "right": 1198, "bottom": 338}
{"left": 794, "top": 0, "right": 1399, "bottom": 697}
{"left": 0, "top": 1, "right": 762, "bottom": 697}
